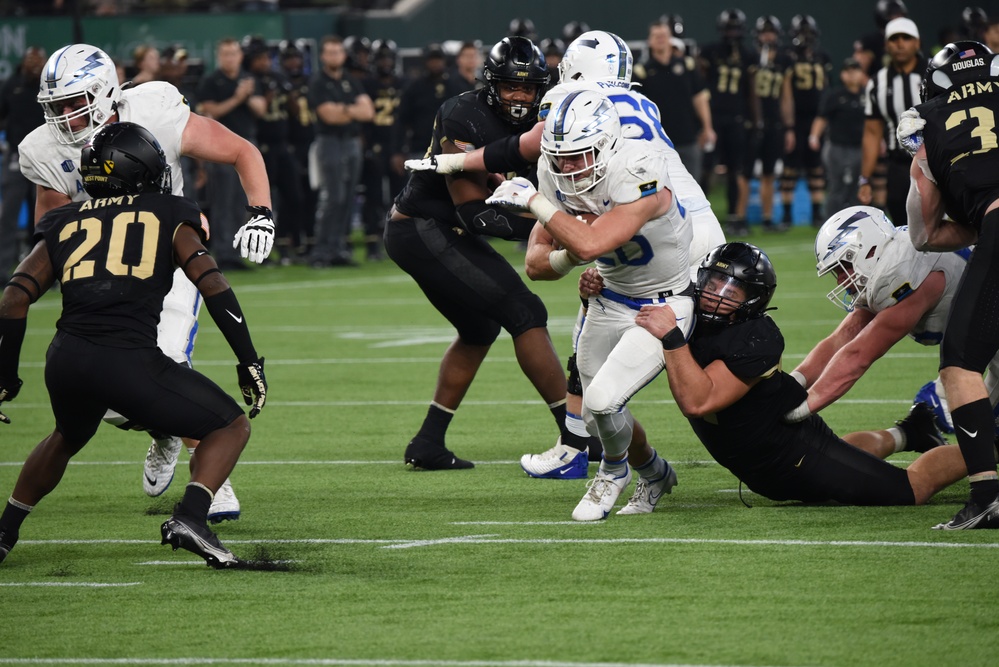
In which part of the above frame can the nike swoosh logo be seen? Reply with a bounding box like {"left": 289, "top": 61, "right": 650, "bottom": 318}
{"left": 929, "top": 395, "right": 940, "bottom": 409}
{"left": 559, "top": 468, "right": 574, "bottom": 475}
{"left": 959, "top": 426, "right": 979, "bottom": 438}
{"left": 602, "top": 199, "right": 611, "bottom": 207}
{"left": 225, "top": 309, "right": 243, "bottom": 324}
{"left": 794, "top": 455, "right": 806, "bottom": 468}
{"left": 145, "top": 473, "right": 157, "bottom": 485}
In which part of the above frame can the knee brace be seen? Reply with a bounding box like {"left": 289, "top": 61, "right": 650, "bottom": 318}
{"left": 566, "top": 353, "right": 583, "bottom": 396}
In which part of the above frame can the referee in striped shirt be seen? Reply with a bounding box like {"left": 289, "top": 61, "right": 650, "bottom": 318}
{"left": 857, "top": 17, "right": 925, "bottom": 225}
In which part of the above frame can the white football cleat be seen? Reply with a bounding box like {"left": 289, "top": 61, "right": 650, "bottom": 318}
{"left": 572, "top": 464, "right": 632, "bottom": 521}
{"left": 207, "top": 479, "right": 241, "bottom": 524}
{"left": 143, "top": 436, "right": 183, "bottom": 497}
{"left": 520, "top": 438, "right": 588, "bottom": 479}
{"left": 617, "top": 463, "right": 678, "bottom": 515}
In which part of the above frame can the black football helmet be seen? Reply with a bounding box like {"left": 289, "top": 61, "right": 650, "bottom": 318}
{"left": 79, "top": 122, "right": 172, "bottom": 198}
{"left": 717, "top": 8, "right": 747, "bottom": 40}
{"left": 371, "top": 39, "right": 398, "bottom": 75}
{"left": 662, "top": 14, "right": 685, "bottom": 37}
{"left": 509, "top": 17, "right": 537, "bottom": 41}
{"left": 963, "top": 6, "right": 988, "bottom": 37}
{"left": 562, "top": 20, "right": 591, "bottom": 43}
{"left": 790, "top": 15, "right": 820, "bottom": 49}
{"left": 922, "top": 40, "right": 997, "bottom": 102}
{"left": 483, "top": 36, "right": 550, "bottom": 126}
{"left": 539, "top": 38, "right": 565, "bottom": 58}
{"left": 754, "top": 15, "right": 783, "bottom": 41}
{"left": 695, "top": 242, "right": 777, "bottom": 325}
{"left": 875, "top": 0, "right": 908, "bottom": 29}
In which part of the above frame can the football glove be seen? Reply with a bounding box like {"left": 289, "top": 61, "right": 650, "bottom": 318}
{"left": 236, "top": 357, "right": 267, "bottom": 419}
{"left": 404, "top": 153, "right": 465, "bottom": 174}
{"left": 896, "top": 108, "right": 925, "bottom": 157}
{"left": 485, "top": 177, "right": 537, "bottom": 211}
{"left": 234, "top": 206, "right": 275, "bottom": 264}
{"left": 0, "top": 378, "right": 23, "bottom": 425}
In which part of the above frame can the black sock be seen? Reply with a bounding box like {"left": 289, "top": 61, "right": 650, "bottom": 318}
{"left": 176, "top": 484, "right": 213, "bottom": 522}
{"left": 561, "top": 430, "right": 592, "bottom": 453}
{"left": 415, "top": 403, "right": 454, "bottom": 443}
{"left": 951, "top": 399, "right": 999, "bottom": 505}
{"left": 811, "top": 201, "right": 823, "bottom": 221}
{"left": 549, "top": 401, "right": 571, "bottom": 440}
{"left": 0, "top": 500, "right": 31, "bottom": 533}
{"left": 782, "top": 204, "right": 793, "bottom": 224}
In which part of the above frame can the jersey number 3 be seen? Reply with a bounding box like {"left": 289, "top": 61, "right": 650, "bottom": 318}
{"left": 945, "top": 106, "right": 998, "bottom": 164}
{"left": 59, "top": 211, "right": 161, "bottom": 283}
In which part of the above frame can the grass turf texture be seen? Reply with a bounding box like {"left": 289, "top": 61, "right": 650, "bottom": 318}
{"left": 1, "top": 225, "right": 996, "bottom": 667}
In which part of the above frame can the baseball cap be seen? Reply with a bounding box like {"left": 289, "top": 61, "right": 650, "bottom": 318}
{"left": 842, "top": 57, "right": 862, "bottom": 69}
{"left": 885, "top": 17, "right": 919, "bottom": 40}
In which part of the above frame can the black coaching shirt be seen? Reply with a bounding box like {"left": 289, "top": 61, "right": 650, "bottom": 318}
{"left": 863, "top": 58, "right": 926, "bottom": 160}
{"left": 308, "top": 68, "right": 366, "bottom": 138}
{"left": 35, "top": 193, "right": 206, "bottom": 348}
{"left": 917, "top": 76, "right": 999, "bottom": 227}
{"left": 634, "top": 55, "right": 707, "bottom": 145}
{"left": 196, "top": 69, "right": 261, "bottom": 141}
{"left": 394, "top": 89, "right": 535, "bottom": 226}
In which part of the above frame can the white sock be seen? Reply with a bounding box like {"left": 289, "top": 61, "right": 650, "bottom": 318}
{"left": 888, "top": 426, "right": 905, "bottom": 453}
{"left": 566, "top": 411, "right": 590, "bottom": 438}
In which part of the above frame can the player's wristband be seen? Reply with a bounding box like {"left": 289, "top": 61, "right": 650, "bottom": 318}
{"left": 660, "top": 327, "right": 687, "bottom": 351}
{"left": 789, "top": 370, "right": 807, "bottom": 387}
{"left": 858, "top": 176, "right": 870, "bottom": 187}
{"left": 528, "top": 195, "right": 560, "bottom": 227}
{"left": 548, "top": 249, "right": 576, "bottom": 276}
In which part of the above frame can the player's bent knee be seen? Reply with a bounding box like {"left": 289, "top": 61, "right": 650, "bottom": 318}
{"left": 583, "top": 384, "right": 617, "bottom": 415}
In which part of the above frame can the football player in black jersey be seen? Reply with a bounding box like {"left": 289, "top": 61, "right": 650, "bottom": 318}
{"left": 0, "top": 122, "right": 267, "bottom": 568}
{"left": 385, "top": 36, "right": 573, "bottom": 471}
{"left": 627, "top": 242, "right": 968, "bottom": 506}
{"left": 902, "top": 41, "right": 999, "bottom": 528}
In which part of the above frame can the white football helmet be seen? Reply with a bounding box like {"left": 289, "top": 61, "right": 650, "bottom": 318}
{"left": 38, "top": 44, "right": 121, "bottom": 145}
{"left": 557, "top": 30, "right": 633, "bottom": 87}
{"left": 541, "top": 89, "right": 622, "bottom": 195}
{"left": 814, "top": 206, "right": 897, "bottom": 311}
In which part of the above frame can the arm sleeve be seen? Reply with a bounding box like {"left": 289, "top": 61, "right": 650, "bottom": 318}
{"left": 202, "top": 288, "right": 257, "bottom": 363}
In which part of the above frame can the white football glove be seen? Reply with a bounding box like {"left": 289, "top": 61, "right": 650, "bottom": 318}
{"left": 234, "top": 206, "right": 275, "bottom": 264}
{"left": 404, "top": 153, "right": 466, "bottom": 174}
{"left": 485, "top": 177, "right": 537, "bottom": 211}
{"left": 896, "top": 108, "right": 926, "bottom": 157}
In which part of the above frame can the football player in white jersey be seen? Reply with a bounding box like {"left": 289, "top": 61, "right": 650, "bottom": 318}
{"left": 488, "top": 89, "right": 693, "bottom": 521}
{"left": 18, "top": 44, "right": 274, "bottom": 522}
{"left": 784, "top": 206, "right": 999, "bottom": 438}
{"left": 406, "top": 30, "right": 725, "bottom": 482}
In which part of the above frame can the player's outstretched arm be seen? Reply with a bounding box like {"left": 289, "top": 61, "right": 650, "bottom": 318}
{"left": 175, "top": 225, "right": 267, "bottom": 418}
{"left": 0, "top": 241, "right": 55, "bottom": 424}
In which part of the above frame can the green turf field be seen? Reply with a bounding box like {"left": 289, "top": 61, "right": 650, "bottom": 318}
{"left": 1, "top": 224, "right": 996, "bottom": 667}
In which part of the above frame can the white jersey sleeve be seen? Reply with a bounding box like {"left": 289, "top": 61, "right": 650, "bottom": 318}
{"left": 117, "top": 82, "right": 191, "bottom": 196}
{"left": 18, "top": 125, "right": 89, "bottom": 201}
{"left": 864, "top": 231, "right": 968, "bottom": 345}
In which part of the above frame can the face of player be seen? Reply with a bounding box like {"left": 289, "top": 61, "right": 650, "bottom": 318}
{"left": 553, "top": 150, "right": 596, "bottom": 181}
{"left": 832, "top": 263, "right": 856, "bottom": 291}
{"left": 50, "top": 93, "right": 92, "bottom": 133}
{"left": 757, "top": 29, "right": 779, "bottom": 47}
{"left": 699, "top": 274, "right": 748, "bottom": 319}
{"left": 496, "top": 80, "right": 540, "bottom": 121}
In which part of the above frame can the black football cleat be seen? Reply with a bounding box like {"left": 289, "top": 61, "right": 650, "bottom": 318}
{"left": 933, "top": 495, "right": 999, "bottom": 530}
{"left": 404, "top": 436, "right": 474, "bottom": 470}
{"left": 0, "top": 527, "right": 17, "bottom": 564}
{"left": 896, "top": 402, "right": 946, "bottom": 453}
{"left": 161, "top": 511, "right": 241, "bottom": 569}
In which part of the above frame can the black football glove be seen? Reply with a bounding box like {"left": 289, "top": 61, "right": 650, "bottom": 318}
{"left": 236, "top": 357, "right": 267, "bottom": 419}
{"left": 0, "top": 378, "right": 23, "bottom": 425}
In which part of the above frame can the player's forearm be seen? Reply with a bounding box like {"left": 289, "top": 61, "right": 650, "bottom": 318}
{"left": 793, "top": 336, "right": 842, "bottom": 388}
{"left": 203, "top": 288, "right": 258, "bottom": 364}
{"left": 664, "top": 348, "right": 718, "bottom": 418}
{"left": 232, "top": 143, "right": 272, "bottom": 209}
{"left": 807, "top": 345, "right": 874, "bottom": 412}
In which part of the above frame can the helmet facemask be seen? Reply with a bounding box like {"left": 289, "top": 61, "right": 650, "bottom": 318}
{"left": 541, "top": 90, "right": 621, "bottom": 196}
